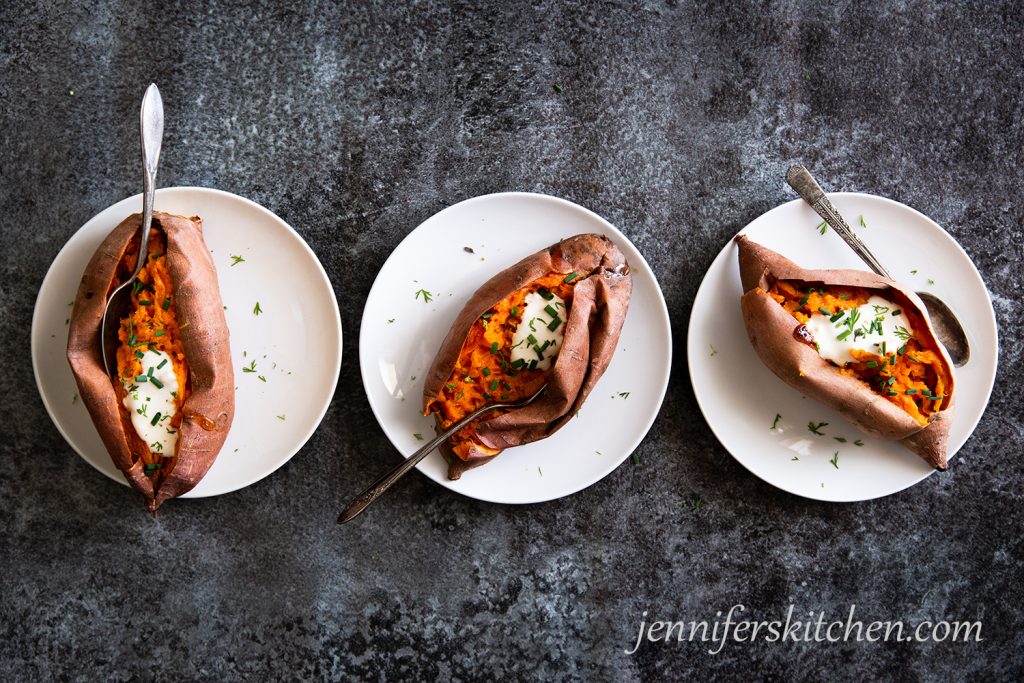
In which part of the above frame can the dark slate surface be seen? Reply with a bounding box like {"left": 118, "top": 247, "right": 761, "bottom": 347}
{"left": 2, "top": 1, "right": 1021, "bottom": 680}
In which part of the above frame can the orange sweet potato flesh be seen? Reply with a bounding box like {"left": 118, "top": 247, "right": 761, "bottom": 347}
{"left": 423, "top": 234, "right": 632, "bottom": 479}
{"left": 736, "top": 236, "right": 955, "bottom": 470}
{"left": 67, "top": 212, "right": 234, "bottom": 511}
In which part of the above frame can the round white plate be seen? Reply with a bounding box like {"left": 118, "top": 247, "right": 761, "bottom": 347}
{"left": 32, "top": 187, "right": 342, "bottom": 497}
{"left": 360, "top": 192, "right": 671, "bottom": 504}
{"left": 688, "top": 193, "right": 998, "bottom": 502}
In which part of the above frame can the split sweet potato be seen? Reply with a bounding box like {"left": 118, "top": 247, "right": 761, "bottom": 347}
{"left": 736, "top": 236, "right": 955, "bottom": 469}
{"left": 423, "top": 233, "right": 632, "bottom": 479}
{"left": 67, "top": 212, "right": 234, "bottom": 511}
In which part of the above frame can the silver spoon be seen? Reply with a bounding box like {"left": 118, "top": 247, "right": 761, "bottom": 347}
{"left": 338, "top": 384, "right": 549, "bottom": 524}
{"left": 100, "top": 84, "right": 164, "bottom": 377}
{"left": 785, "top": 164, "right": 970, "bottom": 367}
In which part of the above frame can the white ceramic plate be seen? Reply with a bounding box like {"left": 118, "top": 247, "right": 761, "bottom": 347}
{"left": 32, "top": 187, "right": 342, "bottom": 497}
{"left": 360, "top": 192, "right": 671, "bottom": 504}
{"left": 688, "top": 193, "right": 998, "bottom": 502}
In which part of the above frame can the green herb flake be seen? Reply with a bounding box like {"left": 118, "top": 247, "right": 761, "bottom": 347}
{"left": 415, "top": 288, "right": 433, "bottom": 303}
{"left": 853, "top": 439, "right": 864, "bottom": 447}
{"left": 563, "top": 271, "right": 579, "bottom": 283}
{"left": 807, "top": 421, "right": 828, "bottom": 436}
{"left": 230, "top": 254, "right": 246, "bottom": 266}
{"left": 771, "top": 413, "right": 782, "bottom": 430}
{"left": 253, "top": 301, "right": 263, "bottom": 316}
{"left": 830, "top": 451, "right": 840, "bottom": 469}
{"left": 258, "top": 375, "right": 267, "bottom": 382}
{"left": 490, "top": 341, "right": 499, "bottom": 354}
{"left": 817, "top": 221, "right": 829, "bottom": 235}
{"left": 413, "top": 432, "right": 423, "bottom": 440}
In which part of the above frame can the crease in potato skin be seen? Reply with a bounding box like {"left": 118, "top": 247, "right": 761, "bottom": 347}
{"left": 114, "top": 228, "right": 191, "bottom": 487}
{"left": 425, "top": 272, "right": 575, "bottom": 461}
{"left": 765, "top": 280, "right": 951, "bottom": 425}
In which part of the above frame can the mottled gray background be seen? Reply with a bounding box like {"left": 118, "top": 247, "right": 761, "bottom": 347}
{"left": 2, "top": 1, "right": 1021, "bottom": 680}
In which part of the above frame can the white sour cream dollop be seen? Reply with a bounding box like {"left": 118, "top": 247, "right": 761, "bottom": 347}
{"left": 511, "top": 290, "right": 567, "bottom": 371}
{"left": 122, "top": 349, "right": 180, "bottom": 457}
{"left": 804, "top": 295, "right": 914, "bottom": 366}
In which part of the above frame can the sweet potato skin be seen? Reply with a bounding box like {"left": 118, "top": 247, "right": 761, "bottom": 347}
{"left": 736, "top": 236, "right": 955, "bottom": 469}
{"left": 67, "top": 212, "right": 234, "bottom": 510}
{"left": 423, "top": 233, "right": 632, "bottom": 479}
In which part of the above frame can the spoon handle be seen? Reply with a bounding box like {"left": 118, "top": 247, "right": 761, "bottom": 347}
{"left": 337, "top": 385, "right": 548, "bottom": 524}
{"left": 133, "top": 83, "right": 164, "bottom": 279}
{"left": 336, "top": 402, "right": 499, "bottom": 524}
{"left": 785, "top": 165, "right": 892, "bottom": 279}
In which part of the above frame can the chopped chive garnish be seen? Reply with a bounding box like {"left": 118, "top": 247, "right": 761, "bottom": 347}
{"left": 150, "top": 378, "right": 164, "bottom": 389}
{"left": 866, "top": 361, "right": 878, "bottom": 368}
{"left": 480, "top": 313, "right": 493, "bottom": 320}
{"left": 905, "top": 389, "right": 917, "bottom": 395}
{"left": 539, "top": 340, "right": 551, "bottom": 352}
{"left": 157, "top": 359, "right": 167, "bottom": 369}
{"left": 538, "top": 288, "right": 554, "bottom": 300}
{"left": 482, "top": 392, "right": 492, "bottom": 399}
{"left": 134, "top": 350, "right": 145, "bottom": 359}
{"left": 501, "top": 381, "right": 512, "bottom": 391}
{"left": 153, "top": 329, "right": 166, "bottom": 337}
{"left": 535, "top": 347, "right": 545, "bottom": 360}
{"left": 838, "top": 293, "right": 851, "bottom": 300}
{"left": 162, "top": 298, "right": 171, "bottom": 310}
{"left": 528, "top": 359, "right": 538, "bottom": 370}
{"left": 527, "top": 334, "right": 537, "bottom": 347}
{"left": 817, "top": 307, "right": 832, "bottom": 316}
{"left": 510, "top": 306, "right": 519, "bottom": 317}
{"left": 891, "top": 309, "right": 902, "bottom": 316}
{"left": 798, "top": 295, "right": 810, "bottom": 307}
{"left": 150, "top": 412, "right": 162, "bottom": 426}
{"left": 147, "top": 367, "right": 155, "bottom": 377}
{"left": 481, "top": 367, "right": 491, "bottom": 376}
{"left": 138, "top": 299, "right": 152, "bottom": 306}
{"left": 135, "top": 375, "right": 148, "bottom": 382}
{"left": 489, "top": 379, "right": 499, "bottom": 390}
{"left": 829, "top": 311, "right": 844, "bottom": 322}
{"left": 544, "top": 304, "right": 558, "bottom": 319}
{"left": 490, "top": 341, "right": 499, "bottom": 354}
{"left": 886, "top": 376, "right": 895, "bottom": 385}
{"left": 547, "top": 317, "right": 561, "bottom": 331}
{"left": 886, "top": 390, "right": 897, "bottom": 396}
{"left": 511, "top": 358, "right": 526, "bottom": 369}
{"left": 836, "top": 329, "right": 852, "bottom": 341}
{"left": 563, "top": 271, "right": 579, "bottom": 283}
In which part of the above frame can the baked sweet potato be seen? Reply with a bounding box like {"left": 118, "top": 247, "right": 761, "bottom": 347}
{"left": 736, "top": 236, "right": 955, "bottom": 469}
{"left": 423, "top": 233, "right": 632, "bottom": 479}
{"left": 67, "top": 212, "right": 234, "bottom": 511}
